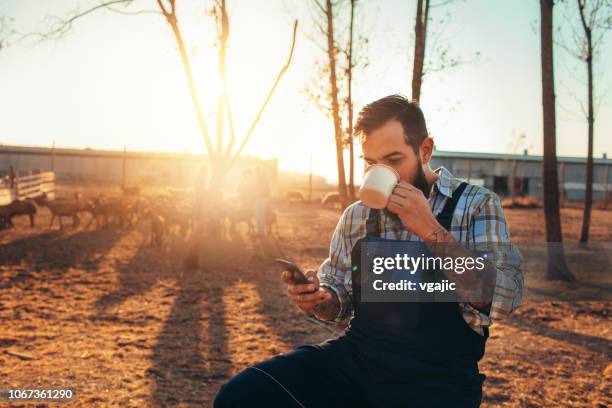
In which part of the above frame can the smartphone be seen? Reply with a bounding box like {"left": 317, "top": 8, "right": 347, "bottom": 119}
{"left": 275, "top": 258, "right": 311, "bottom": 285}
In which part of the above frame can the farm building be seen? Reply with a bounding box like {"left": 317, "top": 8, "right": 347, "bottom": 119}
{"left": 1, "top": 144, "right": 610, "bottom": 203}
{"left": 430, "top": 149, "right": 611, "bottom": 202}
{"left": 0, "top": 144, "right": 278, "bottom": 196}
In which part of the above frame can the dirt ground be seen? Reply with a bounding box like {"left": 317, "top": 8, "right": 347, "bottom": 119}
{"left": 0, "top": 193, "right": 610, "bottom": 407}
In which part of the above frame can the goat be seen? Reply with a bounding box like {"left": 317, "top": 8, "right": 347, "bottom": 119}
{"left": 35, "top": 193, "right": 80, "bottom": 230}
{"left": 321, "top": 192, "right": 340, "bottom": 206}
{"left": 153, "top": 204, "right": 191, "bottom": 237}
{"left": 75, "top": 196, "right": 96, "bottom": 226}
{"left": 128, "top": 197, "right": 149, "bottom": 224}
{"left": 226, "top": 205, "right": 255, "bottom": 236}
{"left": 286, "top": 190, "right": 305, "bottom": 203}
{"left": 88, "top": 196, "right": 131, "bottom": 228}
{"left": 121, "top": 185, "right": 141, "bottom": 196}
{"left": 0, "top": 199, "right": 37, "bottom": 229}
{"left": 265, "top": 207, "right": 279, "bottom": 237}
{"left": 142, "top": 209, "right": 165, "bottom": 247}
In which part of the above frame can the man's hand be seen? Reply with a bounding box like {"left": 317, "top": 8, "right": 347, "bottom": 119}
{"left": 281, "top": 270, "right": 341, "bottom": 321}
{"left": 387, "top": 181, "right": 441, "bottom": 240}
{"left": 281, "top": 269, "right": 331, "bottom": 313}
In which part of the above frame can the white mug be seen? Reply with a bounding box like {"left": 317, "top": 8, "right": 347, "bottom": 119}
{"left": 359, "top": 164, "right": 400, "bottom": 209}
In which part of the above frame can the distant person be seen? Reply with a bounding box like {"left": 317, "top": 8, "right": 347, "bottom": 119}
{"left": 253, "top": 166, "right": 271, "bottom": 237}
{"left": 185, "top": 165, "right": 209, "bottom": 268}
{"left": 237, "top": 168, "right": 253, "bottom": 212}
{"left": 193, "top": 165, "right": 209, "bottom": 220}
{"left": 9, "top": 165, "right": 16, "bottom": 188}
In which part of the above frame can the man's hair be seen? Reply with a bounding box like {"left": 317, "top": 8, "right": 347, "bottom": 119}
{"left": 354, "top": 94, "right": 428, "bottom": 151}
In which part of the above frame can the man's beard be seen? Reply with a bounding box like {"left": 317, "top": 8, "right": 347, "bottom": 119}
{"left": 412, "top": 159, "right": 431, "bottom": 198}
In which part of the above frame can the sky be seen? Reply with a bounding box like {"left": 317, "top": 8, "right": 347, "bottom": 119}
{"left": 0, "top": 0, "right": 611, "bottom": 183}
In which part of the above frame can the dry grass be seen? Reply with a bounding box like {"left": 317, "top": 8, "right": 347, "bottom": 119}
{"left": 0, "top": 187, "right": 610, "bottom": 407}
{"left": 502, "top": 195, "right": 541, "bottom": 209}
{"left": 502, "top": 194, "right": 612, "bottom": 211}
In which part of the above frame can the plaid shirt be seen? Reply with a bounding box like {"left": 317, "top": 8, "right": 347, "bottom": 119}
{"left": 317, "top": 166, "right": 524, "bottom": 335}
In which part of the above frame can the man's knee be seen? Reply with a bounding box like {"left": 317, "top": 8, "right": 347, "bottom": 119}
{"left": 213, "top": 381, "right": 236, "bottom": 408}
{"left": 214, "top": 347, "right": 327, "bottom": 407}
{"left": 213, "top": 374, "right": 243, "bottom": 408}
{"left": 213, "top": 367, "right": 270, "bottom": 408}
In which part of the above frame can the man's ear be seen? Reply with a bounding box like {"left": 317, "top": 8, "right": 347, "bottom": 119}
{"left": 419, "top": 137, "right": 435, "bottom": 164}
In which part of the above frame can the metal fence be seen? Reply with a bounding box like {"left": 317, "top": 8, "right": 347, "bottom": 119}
{"left": 0, "top": 172, "right": 55, "bottom": 206}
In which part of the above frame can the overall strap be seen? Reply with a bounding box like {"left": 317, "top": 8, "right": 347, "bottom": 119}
{"left": 365, "top": 208, "right": 381, "bottom": 238}
{"left": 436, "top": 181, "right": 468, "bottom": 231}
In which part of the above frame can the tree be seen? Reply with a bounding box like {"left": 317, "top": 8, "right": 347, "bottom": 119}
{"left": 305, "top": 0, "right": 370, "bottom": 208}
{"left": 305, "top": 0, "right": 353, "bottom": 209}
{"left": 303, "top": 0, "right": 368, "bottom": 208}
{"left": 410, "top": 0, "right": 474, "bottom": 104}
{"left": 411, "top": 0, "right": 429, "bottom": 103}
{"left": 540, "top": 0, "right": 575, "bottom": 281}
{"left": 324, "top": 0, "right": 349, "bottom": 209}
{"left": 577, "top": 0, "right": 596, "bottom": 244}
{"left": 8, "top": 0, "right": 297, "bottom": 194}
{"left": 558, "top": 0, "right": 611, "bottom": 243}
{"left": 345, "top": 0, "right": 357, "bottom": 201}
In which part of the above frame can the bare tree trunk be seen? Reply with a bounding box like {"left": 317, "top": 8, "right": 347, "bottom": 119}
{"left": 540, "top": 0, "right": 574, "bottom": 281}
{"left": 578, "top": 0, "right": 594, "bottom": 244}
{"left": 411, "top": 0, "right": 429, "bottom": 103}
{"left": 346, "top": 0, "right": 356, "bottom": 202}
{"left": 325, "top": 0, "right": 348, "bottom": 209}
{"left": 157, "top": 1, "right": 214, "bottom": 160}
{"left": 210, "top": 0, "right": 230, "bottom": 194}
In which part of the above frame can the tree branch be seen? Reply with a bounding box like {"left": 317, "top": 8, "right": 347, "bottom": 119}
{"left": 227, "top": 20, "right": 298, "bottom": 163}
{"left": 430, "top": 0, "right": 457, "bottom": 8}
{"left": 157, "top": 0, "right": 215, "bottom": 158}
{"left": 155, "top": 0, "right": 170, "bottom": 17}
{"left": 33, "top": 0, "right": 134, "bottom": 42}
{"left": 106, "top": 7, "right": 161, "bottom": 16}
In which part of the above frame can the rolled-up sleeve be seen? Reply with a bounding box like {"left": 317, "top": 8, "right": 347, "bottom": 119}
{"left": 317, "top": 206, "right": 356, "bottom": 323}
{"left": 470, "top": 193, "right": 524, "bottom": 326}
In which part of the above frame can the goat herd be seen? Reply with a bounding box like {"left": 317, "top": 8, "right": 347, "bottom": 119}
{"left": 0, "top": 185, "right": 278, "bottom": 246}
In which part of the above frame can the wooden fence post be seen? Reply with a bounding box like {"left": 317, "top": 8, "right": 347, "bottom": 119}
{"left": 51, "top": 141, "right": 55, "bottom": 172}
{"left": 559, "top": 162, "right": 566, "bottom": 207}
{"left": 467, "top": 159, "right": 472, "bottom": 182}
{"left": 122, "top": 145, "right": 127, "bottom": 187}
{"left": 603, "top": 164, "right": 609, "bottom": 210}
